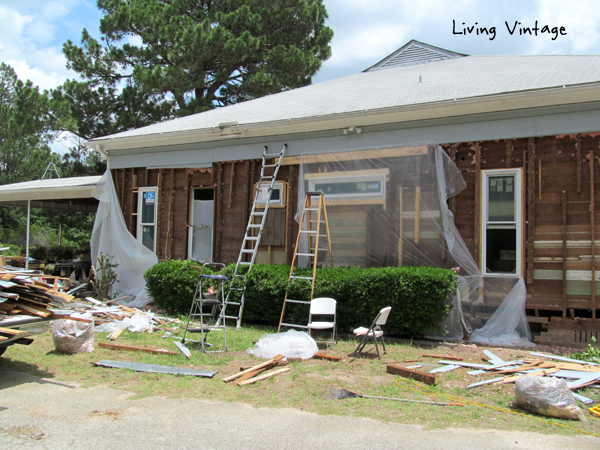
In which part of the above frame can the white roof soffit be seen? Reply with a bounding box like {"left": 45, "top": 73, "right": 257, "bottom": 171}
{"left": 87, "top": 55, "right": 600, "bottom": 153}
{"left": 0, "top": 176, "right": 102, "bottom": 202}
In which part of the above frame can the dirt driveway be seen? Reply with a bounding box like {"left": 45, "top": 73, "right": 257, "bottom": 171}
{"left": 0, "top": 369, "right": 597, "bottom": 450}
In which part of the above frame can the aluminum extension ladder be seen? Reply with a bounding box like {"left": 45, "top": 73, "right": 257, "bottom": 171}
{"left": 182, "top": 262, "right": 228, "bottom": 353}
{"left": 219, "top": 144, "right": 287, "bottom": 329}
{"left": 278, "top": 191, "right": 334, "bottom": 332}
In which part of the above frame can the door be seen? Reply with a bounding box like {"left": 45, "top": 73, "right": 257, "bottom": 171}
{"left": 188, "top": 189, "right": 214, "bottom": 262}
{"left": 137, "top": 187, "right": 158, "bottom": 253}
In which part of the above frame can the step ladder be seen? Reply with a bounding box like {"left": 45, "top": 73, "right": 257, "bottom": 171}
{"left": 219, "top": 144, "right": 287, "bottom": 329}
{"left": 278, "top": 191, "right": 333, "bottom": 332}
{"left": 182, "top": 262, "right": 228, "bottom": 353}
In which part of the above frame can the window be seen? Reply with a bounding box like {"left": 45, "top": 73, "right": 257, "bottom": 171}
{"left": 255, "top": 181, "right": 285, "bottom": 206}
{"left": 306, "top": 171, "right": 387, "bottom": 201}
{"left": 481, "top": 169, "right": 523, "bottom": 275}
{"left": 137, "top": 187, "right": 158, "bottom": 253}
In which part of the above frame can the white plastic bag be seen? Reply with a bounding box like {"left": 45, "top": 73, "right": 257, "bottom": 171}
{"left": 514, "top": 376, "right": 586, "bottom": 421}
{"left": 247, "top": 330, "right": 318, "bottom": 360}
{"left": 52, "top": 313, "right": 95, "bottom": 354}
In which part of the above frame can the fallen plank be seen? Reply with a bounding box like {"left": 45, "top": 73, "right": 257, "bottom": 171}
{"left": 430, "top": 364, "right": 460, "bottom": 374}
{"left": 314, "top": 351, "right": 341, "bottom": 362}
{"left": 98, "top": 342, "right": 178, "bottom": 356}
{"left": 387, "top": 364, "right": 439, "bottom": 385}
{"left": 93, "top": 360, "right": 217, "bottom": 378}
{"left": 0, "top": 327, "right": 27, "bottom": 335}
{"left": 438, "top": 360, "right": 490, "bottom": 369}
{"left": 530, "top": 352, "right": 599, "bottom": 366}
{"left": 109, "top": 328, "right": 125, "bottom": 341}
{"left": 240, "top": 361, "right": 289, "bottom": 371}
{"left": 174, "top": 341, "right": 191, "bottom": 358}
{"left": 567, "top": 372, "right": 600, "bottom": 390}
{"left": 237, "top": 367, "right": 291, "bottom": 386}
{"left": 494, "top": 360, "right": 543, "bottom": 375}
{"left": 483, "top": 350, "right": 506, "bottom": 366}
{"left": 495, "top": 368, "right": 561, "bottom": 385}
{"left": 223, "top": 355, "right": 285, "bottom": 383}
{"left": 422, "top": 354, "right": 463, "bottom": 361}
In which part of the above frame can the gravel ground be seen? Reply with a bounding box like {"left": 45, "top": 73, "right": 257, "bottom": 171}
{"left": 0, "top": 369, "right": 598, "bottom": 449}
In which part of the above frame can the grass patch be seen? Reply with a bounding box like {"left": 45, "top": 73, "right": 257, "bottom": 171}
{"left": 1, "top": 324, "right": 599, "bottom": 438}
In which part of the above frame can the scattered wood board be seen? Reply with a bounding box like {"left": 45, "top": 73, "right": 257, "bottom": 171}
{"left": 223, "top": 355, "right": 285, "bottom": 383}
{"left": 422, "top": 354, "right": 463, "bottom": 361}
{"left": 237, "top": 367, "right": 291, "bottom": 386}
{"left": 387, "top": 364, "right": 439, "bottom": 385}
{"left": 314, "top": 351, "right": 341, "bottom": 362}
{"left": 98, "top": 342, "right": 178, "bottom": 356}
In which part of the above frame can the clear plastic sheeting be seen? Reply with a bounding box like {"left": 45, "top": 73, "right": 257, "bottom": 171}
{"left": 90, "top": 171, "right": 158, "bottom": 308}
{"left": 247, "top": 330, "right": 318, "bottom": 360}
{"left": 296, "top": 144, "right": 531, "bottom": 346}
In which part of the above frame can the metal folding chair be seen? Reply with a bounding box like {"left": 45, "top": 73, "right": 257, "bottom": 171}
{"left": 307, "top": 297, "right": 337, "bottom": 349}
{"left": 351, "top": 306, "right": 392, "bottom": 359}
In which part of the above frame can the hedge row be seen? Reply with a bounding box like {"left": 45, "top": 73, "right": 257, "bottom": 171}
{"left": 144, "top": 262, "right": 458, "bottom": 338}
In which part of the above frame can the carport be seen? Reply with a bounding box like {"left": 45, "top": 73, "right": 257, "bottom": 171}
{"left": 0, "top": 176, "right": 101, "bottom": 268}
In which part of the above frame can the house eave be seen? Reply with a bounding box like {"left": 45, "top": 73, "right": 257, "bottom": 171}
{"left": 88, "top": 82, "right": 600, "bottom": 153}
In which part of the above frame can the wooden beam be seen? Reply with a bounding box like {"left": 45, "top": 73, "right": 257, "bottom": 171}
{"left": 223, "top": 354, "right": 285, "bottom": 383}
{"left": 387, "top": 364, "right": 439, "bottom": 385}
{"left": 527, "top": 138, "right": 536, "bottom": 285}
{"left": 474, "top": 143, "right": 481, "bottom": 267}
{"left": 576, "top": 134, "right": 582, "bottom": 193}
{"left": 216, "top": 162, "right": 223, "bottom": 262}
{"left": 562, "top": 191, "right": 568, "bottom": 318}
{"left": 237, "top": 367, "right": 291, "bottom": 386}
{"left": 98, "top": 342, "right": 178, "bottom": 356}
{"left": 228, "top": 162, "right": 235, "bottom": 208}
{"left": 590, "top": 148, "right": 597, "bottom": 318}
{"left": 538, "top": 158, "right": 542, "bottom": 200}
{"left": 314, "top": 351, "right": 341, "bottom": 362}
{"left": 282, "top": 146, "right": 428, "bottom": 165}
{"left": 505, "top": 139, "right": 513, "bottom": 168}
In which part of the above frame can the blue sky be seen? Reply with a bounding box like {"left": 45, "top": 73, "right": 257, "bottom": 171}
{"left": 3, "top": 1, "right": 600, "bottom": 89}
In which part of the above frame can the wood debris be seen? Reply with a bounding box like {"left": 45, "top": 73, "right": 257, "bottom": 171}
{"left": 98, "top": 342, "right": 178, "bottom": 356}
{"left": 313, "top": 351, "right": 341, "bottom": 362}
{"left": 223, "top": 354, "right": 286, "bottom": 385}
{"left": 387, "top": 364, "right": 440, "bottom": 385}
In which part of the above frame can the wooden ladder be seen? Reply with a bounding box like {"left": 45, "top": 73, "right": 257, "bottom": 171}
{"left": 277, "top": 192, "right": 333, "bottom": 332}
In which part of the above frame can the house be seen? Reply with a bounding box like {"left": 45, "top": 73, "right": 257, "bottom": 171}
{"left": 87, "top": 40, "right": 600, "bottom": 346}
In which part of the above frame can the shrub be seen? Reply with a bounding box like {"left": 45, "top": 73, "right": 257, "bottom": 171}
{"left": 144, "top": 261, "right": 458, "bottom": 337}
{"left": 144, "top": 260, "right": 221, "bottom": 314}
{"left": 30, "top": 246, "right": 48, "bottom": 261}
{"left": 47, "top": 245, "right": 75, "bottom": 262}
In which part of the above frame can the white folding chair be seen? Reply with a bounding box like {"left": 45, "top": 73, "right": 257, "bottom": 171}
{"left": 307, "top": 297, "right": 337, "bottom": 349}
{"left": 351, "top": 306, "right": 392, "bottom": 359}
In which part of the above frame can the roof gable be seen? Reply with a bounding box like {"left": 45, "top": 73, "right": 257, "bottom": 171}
{"left": 364, "top": 39, "right": 466, "bottom": 72}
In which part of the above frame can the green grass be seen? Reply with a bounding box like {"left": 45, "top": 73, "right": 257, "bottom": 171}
{"left": 1, "top": 324, "right": 599, "bottom": 439}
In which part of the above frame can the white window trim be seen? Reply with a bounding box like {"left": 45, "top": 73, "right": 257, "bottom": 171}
{"left": 307, "top": 173, "right": 387, "bottom": 200}
{"left": 255, "top": 181, "right": 285, "bottom": 206}
{"left": 138, "top": 186, "right": 158, "bottom": 253}
{"left": 481, "top": 168, "right": 523, "bottom": 277}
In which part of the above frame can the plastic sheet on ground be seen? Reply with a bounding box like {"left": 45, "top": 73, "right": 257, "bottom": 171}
{"left": 94, "top": 312, "right": 155, "bottom": 334}
{"left": 296, "top": 144, "right": 531, "bottom": 346}
{"left": 90, "top": 170, "right": 158, "bottom": 308}
{"left": 247, "top": 330, "right": 318, "bottom": 360}
{"left": 52, "top": 312, "right": 95, "bottom": 354}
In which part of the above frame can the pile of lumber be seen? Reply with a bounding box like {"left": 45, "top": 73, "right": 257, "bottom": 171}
{"left": 389, "top": 349, "right": 600, "bottom": 404}
{"left": 0, "top": 269, "right": 74, "bottom": 320}
{"left": 223, "top": 355, "right": 291, "bottom": 386}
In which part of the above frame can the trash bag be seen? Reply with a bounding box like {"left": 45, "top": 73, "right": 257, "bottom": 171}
{"left": 247, "top": 330, "right": 318, "bottom": 360}
{"left": 514, "top": 376, "right": 587, "bottom": 421}
{"left": 52, "top": 313, "right": 95, "bottom": 354}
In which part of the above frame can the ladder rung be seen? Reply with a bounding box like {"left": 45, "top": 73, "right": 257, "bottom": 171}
{"left": 299, "top": 230, "right": 317, "bottom": 234}
{"left": 264, "top": 153, "right": 283, "bottom": 158}
{"left": 225, "top": 301, "right": 241, "bottom": 306}
{"left": 241, "top": 249, "right": 254, "bottom": 253}
{"left": 223, "top": 315, "right": 240, "bottom": 320}
{"left": 252, "top": 212, "right": 265, "bottom": 216}
{"left": 284, "top": 299, "right": 311, "bottom": 304}
{"left": 261, "top": 175, "right": 274, "bottom": 179}
{"left": 244, "top": 236, "right": 259, "bottom": 241}
{"left": 291, "top": 276, "right": 313, "bottom": 281}
{"left": 238, "top": 262, "right": 252, "bottom": 265}
{"left": 295, "top": 253, "right": 316, "bottom": 257}
{"left": 248, "top": 224, "right": 261, "bottom": 228}
{"left": 262, "top": 164, "right": 277, "bottom": 168}
{"left": 305, "top": 207, "right": 318, "bottom": 211}
{"left": 280, "top": 323, "right": 309, "bottom": 329}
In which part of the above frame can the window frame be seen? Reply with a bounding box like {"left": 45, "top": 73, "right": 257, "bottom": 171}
{"left": 480, "top": 168, "right": 524, "bottom": 277}
{"left": 137, "top": 186, "right": 158, "bottom": 253}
